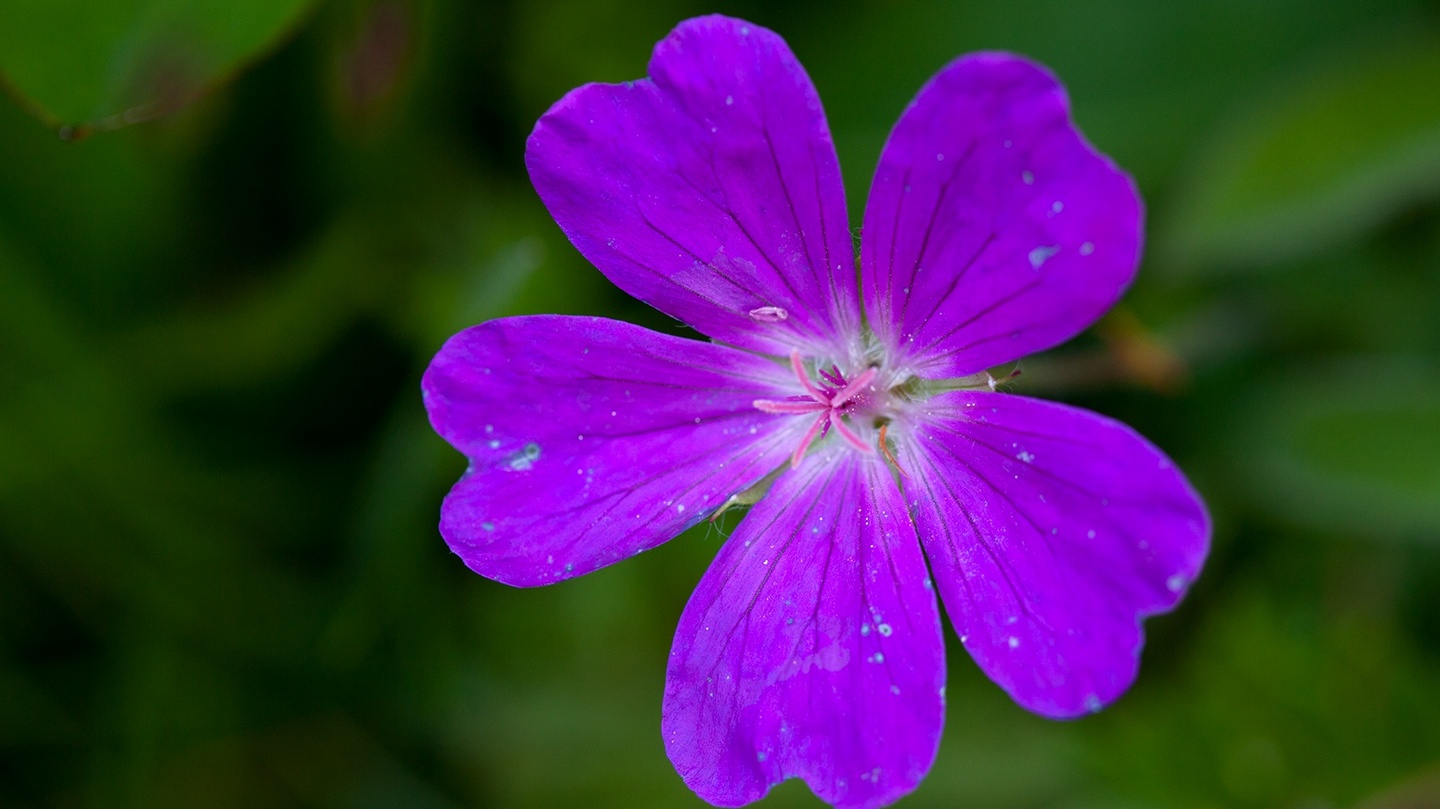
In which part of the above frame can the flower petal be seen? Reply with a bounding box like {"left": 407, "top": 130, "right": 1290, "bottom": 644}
{"left": 861, "top": 53, "right": 1142, "bottom": 378}
{"left": 664, "top": 445, "right": 944, "bottom": 809}
{"left": 527, "top": 15, "right": 860, "bottom": 360}
{"left": 899, "top": 392, "right": 1208, "bottom": 718}
{"left": 423, "top": 315, "right": 799, "bottom": 587}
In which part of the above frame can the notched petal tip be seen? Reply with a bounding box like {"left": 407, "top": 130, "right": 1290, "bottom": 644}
{"left": 907, "top": 392, "right": 1208, "bottom": 719}
{"left": 861, "top": 48, "right": 1144, "bottom": 378}
{"left": 524, "top": 13, "right": 859, "bottom": 360}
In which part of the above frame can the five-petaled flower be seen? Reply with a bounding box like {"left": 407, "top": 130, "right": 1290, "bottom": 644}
{"left": 423, "top": 15, "right": 1209, "bottom": 809}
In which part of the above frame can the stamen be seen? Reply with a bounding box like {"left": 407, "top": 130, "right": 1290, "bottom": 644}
{"left": 878, "top": 423, "right": 906, "bottom": 475}
{"left": 760, "top": 351, "right": 891, "bottom": 468}
{"left": 829, "top": 410, "right": 873, "bottom": 453}
{"left": 831, "top": 366, "right": 879, "bottom": 408}
{"left": 753, "top": 398, "right": 829, "bottom": 414}
{"left": 789, "top": 350, "right": 830, "bottom": 403}
{"left": 790, "top": 412, "right": 829, "bottom": 468}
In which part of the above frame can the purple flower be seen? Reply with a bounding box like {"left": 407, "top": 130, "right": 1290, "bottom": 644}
{"left": 423, "top": 15, "right": 1208, "bottom": 809}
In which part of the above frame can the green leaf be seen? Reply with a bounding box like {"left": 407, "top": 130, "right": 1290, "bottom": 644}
{"left": 0, "top": 0, "right": 315, "bottom": 134}
{"left": 1242, "top": 359, "right": 1440, "bottom": 541}
{"left": 1163, "top": 34, "right": 1440, "bottom": 271}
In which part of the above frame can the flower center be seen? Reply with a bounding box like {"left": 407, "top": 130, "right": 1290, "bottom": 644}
{"left": 753, "top": 350, "right": 881, "bottom": 468}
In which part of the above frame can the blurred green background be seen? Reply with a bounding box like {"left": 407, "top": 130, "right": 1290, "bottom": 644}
{"left": 2, "top": 1, "right": 1439, "bottom": 807}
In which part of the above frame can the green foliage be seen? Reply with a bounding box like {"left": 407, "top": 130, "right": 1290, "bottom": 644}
{"left": 0, "top": 0, "right": 315, "bottom": 133}
{"left": 1162, "top": 33, "right": 1440, "bottom": 270}
{"left": 1, "top": 0, "right": 1438, "bottom": 807}
{"left": 1242, "top": 362, "right": 1440, "bottom": 541}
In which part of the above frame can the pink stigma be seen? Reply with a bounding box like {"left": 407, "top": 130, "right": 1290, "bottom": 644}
{"left": 754, "top": 351, "right": 878, "bottom": 468}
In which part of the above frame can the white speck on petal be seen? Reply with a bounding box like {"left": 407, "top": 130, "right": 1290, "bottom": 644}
{"left": 1029, "top": 245, "right": 1060, "bottom": 269}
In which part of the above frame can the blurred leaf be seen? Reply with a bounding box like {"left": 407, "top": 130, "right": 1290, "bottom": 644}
{"left": 1087, "top": 576, "right": 1440, "bottom": 808}
{"left": 115, "top": 213, "right": 406, "bottom": 393}
{"left": 0, "top": 0, "right": 315, "bottom": 135}
{"left": 1242, "top": 359, "right": 1440, "bottom": 541}
{"left": 1163, "top": 33, "right": 1440, "bottom": 270}
{"left": 1354, "top": 766, "right": 1440, "bottom": 809}
{"left": 0, "top": 233, "right": 330, "bottom": 663}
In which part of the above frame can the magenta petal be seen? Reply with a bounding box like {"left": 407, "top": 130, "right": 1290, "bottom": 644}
{"left": 527, "top": 15, "right": 860, "bottom": 359}
{"left": 901, "top": 392, "right": 1208, "bottom": 718}
{"left": 664, "top": 446, "right": 944, "bottom": 809}
{"left": 861, "top": 53, "right": 1142, "bottom": 377}
{"left": 422, "top": 315, "right": 800, "bottom": 587}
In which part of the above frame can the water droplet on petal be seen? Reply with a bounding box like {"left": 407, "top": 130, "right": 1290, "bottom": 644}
{"left": 748, "top": 305, "right": 789, "bottom": 322}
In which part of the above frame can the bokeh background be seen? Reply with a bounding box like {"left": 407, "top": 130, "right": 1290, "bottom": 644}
{"left": 3, "top": 1, "right": 1440, "bottom": 807}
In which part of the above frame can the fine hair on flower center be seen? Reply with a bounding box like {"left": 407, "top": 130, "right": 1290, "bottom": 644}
{"left": 753, "top": 350, "right": 894, "bottom": 468}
